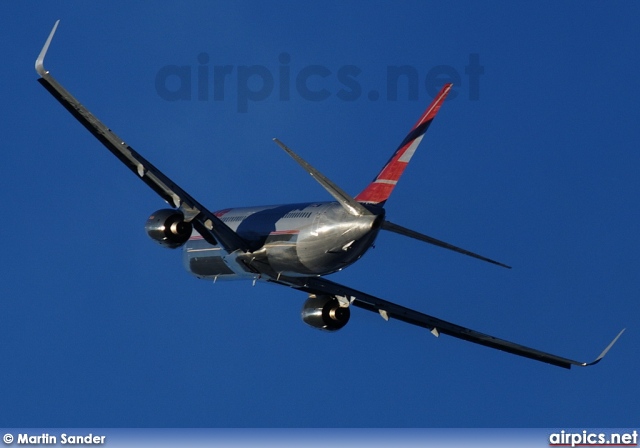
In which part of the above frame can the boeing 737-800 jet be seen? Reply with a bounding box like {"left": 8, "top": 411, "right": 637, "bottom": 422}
{"left": 35, "top": 21, "right": 623, "bottom": 369}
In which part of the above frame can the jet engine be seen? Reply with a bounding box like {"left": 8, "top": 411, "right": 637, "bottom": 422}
{"left": 145, "top": 209, "right": 192, "bottom": 249}
{"left": 301, "top": 294, "right": 350, "bottom": 331}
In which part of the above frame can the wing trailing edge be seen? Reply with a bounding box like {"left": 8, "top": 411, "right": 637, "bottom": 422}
{"left": 282, "top": 275, "right": 624, "bottom": 369}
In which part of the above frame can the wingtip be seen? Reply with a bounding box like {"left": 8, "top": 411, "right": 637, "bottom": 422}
{"left": 580, "top": 328, "right": 626, "bottom": 367}
{"left": 35, "top": 19, "right": 60, "bottom": 77}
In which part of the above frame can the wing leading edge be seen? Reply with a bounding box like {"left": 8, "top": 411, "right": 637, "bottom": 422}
{"left": 35, "top": 21, "right": 249, "bottom": 255}
{"left": 278, "top": 275, "right": 624, "bottom": 369}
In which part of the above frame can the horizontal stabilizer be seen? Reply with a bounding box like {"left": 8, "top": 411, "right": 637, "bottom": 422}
{"left": 273, "top": 138, "right": 372, "bottom": 216}
{"left": 382, "top": 220, "right": 511, "bottom": 269}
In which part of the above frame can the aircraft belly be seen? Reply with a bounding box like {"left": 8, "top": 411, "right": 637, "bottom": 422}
{"left": 261, "top": 231, "right": 310, "bottom": 275}
{"left": 183, "top": 238, "right": 252, "bottom": 281}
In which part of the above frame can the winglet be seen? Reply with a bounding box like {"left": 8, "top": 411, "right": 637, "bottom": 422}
{"left": 355, "top": 83, "right": 452, "bottom": 205}
{"left": 36, "top": 20, "right": 60, "bottom": 77}
{"left": 581, "top": 328, "right": 625, "bottom": 367}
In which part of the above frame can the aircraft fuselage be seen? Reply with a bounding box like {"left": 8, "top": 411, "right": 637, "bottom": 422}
{"left": 184, "top": 201, "right": 384, "bottom": 280}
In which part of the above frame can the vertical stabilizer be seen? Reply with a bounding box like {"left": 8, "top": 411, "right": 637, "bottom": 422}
{"left": 355, "top": 83, "right": 452, "bottom": 205}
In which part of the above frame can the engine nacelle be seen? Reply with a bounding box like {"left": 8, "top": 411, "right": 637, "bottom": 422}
{"left": 145, "top": 209, "right": 192, "bottom": 249}
{"left": 301, "top": 294, "right": 350, "bottom": 331}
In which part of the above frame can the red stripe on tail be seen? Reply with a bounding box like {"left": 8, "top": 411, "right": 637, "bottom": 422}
{"left": 355, "top": 83, "right": 452, "bottom": 204}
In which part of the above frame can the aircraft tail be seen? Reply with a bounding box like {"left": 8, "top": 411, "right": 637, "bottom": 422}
{"left": 355, "top": 83, "right": 452, "bottom": 205}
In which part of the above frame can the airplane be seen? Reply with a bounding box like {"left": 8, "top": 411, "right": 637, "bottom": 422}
{"left": 35, "top": 21, "right": 624, "bottom": 369}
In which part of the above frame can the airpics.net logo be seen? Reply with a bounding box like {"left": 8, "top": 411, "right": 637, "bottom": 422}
{"left": 549, "top": 430, "right": 638, "bottom": 447}
{"left": 154, "top": 53, "right": 483, "bottom": 112}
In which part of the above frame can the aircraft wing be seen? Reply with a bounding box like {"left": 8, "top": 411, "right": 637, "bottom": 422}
{"left": 35, "top": 21, "right": 249, "bottom": 254}
{"left": 281, "top": 275, "right": 624, "bottom": 369}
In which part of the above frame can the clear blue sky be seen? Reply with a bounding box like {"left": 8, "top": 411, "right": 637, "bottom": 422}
{"left": 1, "top": 2, "right": 638, "bottom": 427}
